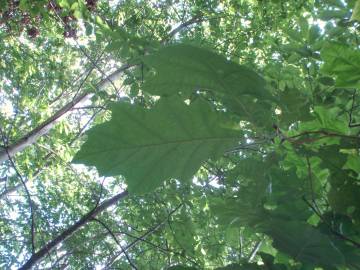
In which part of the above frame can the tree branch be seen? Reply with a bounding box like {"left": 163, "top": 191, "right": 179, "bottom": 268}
{"left": 302, "top": 196, "right": 360, "bottom": 249}
{"left": 248, "top": 240, "right": 263, "bottom": 262}
{"left": 91, "top": 218, "right": 138, "bottom": 269}
{"left": 165, "top": 15, "right": 203, "bottom": 41}
{"left": 0, "top": 108, "right": 100, "bottom": 200}
{"left": 18, "top": 190, "right": 128, "bottom": 270}
{"left": 0, "top": 128, "right": 36, "bottom": 254}
{"left": 286, "top": 130, "right": 360, "bottom": 145}
{"left": 0, "top": 61, "right": 132, "bottom": 165}
{"left": 348, "top": 90, "right": 360, "bottom": 127}
{"left": 104, "top": 204, "right": 183, "bottom": 269}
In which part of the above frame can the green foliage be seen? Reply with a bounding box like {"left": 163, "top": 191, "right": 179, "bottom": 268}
{"left": 143, "top": 44, "right": 270, "bottom": 100}
{"left": 351, "top": 0, "right": 360, "bottom": 21}
{"left": 167, "top": 265, "right": 198, "bottom": 270}
{"left": 1, "top": 0, "right": 360, "bottom": 269}
{"left": 321, "top": 43, "right": 360, "bottom": 88}
{"left": 73, "top": 97, "right": 242, "bottom": 194}
{"left": 143, "top": 44, "right": 275, "bottom": 127}
{"left": 262, "top": 220, "right": 345, "bottom": 267}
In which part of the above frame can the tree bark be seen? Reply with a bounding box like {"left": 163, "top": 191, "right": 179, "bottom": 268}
{"left": 0, "top": 64, "right": 132, "bottom": 164}
{"left": 8, "top": 16, "right": 202, "bottom": 269}
{"left": 19, "top": 190, "right": 128, "bottom": 270}
{"left": 0, "top": 15, "right": 202, "bottom": 164}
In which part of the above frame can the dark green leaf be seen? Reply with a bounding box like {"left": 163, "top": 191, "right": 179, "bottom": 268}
{"left": 143, "top": 44, "right": 273, "bottom": 101}
{"left": 262, "top": 220, "right": 345, "bottom": 267}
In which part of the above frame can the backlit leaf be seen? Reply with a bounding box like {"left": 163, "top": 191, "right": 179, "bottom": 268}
{"left": 321, "top": 43, "right": 360, "bottom": 88}
{"left": 73, "top": 97, "right": 242, "bottom": 194}
{"left": 143, "top": 44, "right": 273, "bottom": 101}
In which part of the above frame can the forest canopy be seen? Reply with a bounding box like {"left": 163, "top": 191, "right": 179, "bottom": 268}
{"left": 1, "top": 0, "right": 360, "bottom": 269}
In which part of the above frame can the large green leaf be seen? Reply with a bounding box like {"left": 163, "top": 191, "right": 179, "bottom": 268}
{"left": 262, "top": 220, "right": 345, "bottom": 267}
{"left": 222, "top": 95, "right": 273, "bottom": 128}
{"left": 73, "top": 97, "right": 242, "bottom": 194}
{"left": 142, "top": 44, "right": 275, "bottom": 127}
{"left": 278, "top": 88, "right": 312, "bottom": 126}
{"left": 321, "top": 43, "right": 360, "bottom": 88}
{"left": 143, "top": 44, "right": 273, "bottom": 101}
{"left": 210, "top": 196, "right": 264, "bottom": 228}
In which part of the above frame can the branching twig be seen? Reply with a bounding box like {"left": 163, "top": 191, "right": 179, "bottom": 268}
{"left": 91, "top": 218, "right": 138, "bottom": 270}
{"left": 19, "top": 190, "right": 128, "bottom": 270}
{"left": 93, "top": 177, "right": 106, "bottom": 210}
{"left": 0, "top": 128, "right": 36, "bottom": 254}
{"left": 48, "top": 2, "right": 120, "bottom": 95}
{"left": 348, "top": 90, "right": 360, "bottom": 128}
{"left": 164, "top": 14, "right": 204, "bottom": 42}
{"left": 104, "top": 204, "right": 183, "bottom": 269}
{"left": 305, "top": 156, "right": 321, "bottom": 214}
{"left": 304, "top": 156, "right": 360, "bottom": 249}
{"left": 71, "top": 106, "right": 106, "bottom": 110}
{"left": 0, "top": 107, "right": 101, "bottom": 201}
{"left": 114, "top": 229, "right": 195, "bottom": 264}
{"left": 302, "top": 196, "right": 360, "bottom": 249}
{"left": 286, "top": 130, "right": 360, "bottom": 145}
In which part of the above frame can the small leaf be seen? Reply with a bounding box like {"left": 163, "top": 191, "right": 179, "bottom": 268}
{"left": 308, "top": 25, "right": 321, "bottom": 44}
{"left": 351, "top": 0, "right": 360, "bottom": 21}
{"left": 343, "top": 154, "right": 360, "bottom": 174}
{"left": 58, "top": 0, "right": 70, "bottom": 9}
{"left": 318, "top": 76, "right": 335, "bottom": 86}
{"left": 73, "top": 9, "right": 82, "bottom": 19}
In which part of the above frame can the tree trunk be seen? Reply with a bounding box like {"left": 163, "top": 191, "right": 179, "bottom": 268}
{"left": 19, "top": 190, "right": 128, "bottom": 270}
{"left": 0, "top": 64, "right": 132, "bottom": 164}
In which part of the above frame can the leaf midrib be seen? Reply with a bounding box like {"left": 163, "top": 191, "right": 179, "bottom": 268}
{"left": 89, "top": 135, "right": 240, "bottom": 153}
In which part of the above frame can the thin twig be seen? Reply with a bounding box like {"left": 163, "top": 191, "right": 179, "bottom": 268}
{"left": 302, "top": 196, "right": 360, "bottom": 249}
{"left": 0, "top": 128, "right": 36, "bottom": 254}
{"left": 0, "top": 107, "right": 102, "bottom": 200}
{"left": 19, "top": 190, "right": 128, "bottom": 270}
{"left": 76, "top": 46, "right": 120, "bottom": 95}
{"left": 348, "top": 90, "right": 360, "bottom": 128}
{"left": 305, "top": 156, "right": 321, "bottom": 214}
{"left": 104, "top": 204, "right": 183, "bottom": 269}
{"left": 93, "top": 177, "right": 106, "bottom": 210}
{"left": 71, "top": 106, "right": 106, "bottom": 110}
{"left": 71, "top": 61, "right": 97, "bottom": 102}
{"left": 248, "top": 240, "right": 263, "bottom": 262}
{"left": 113, "top": 229, "right": 194, "bottom": 262}
{"left": 287, "top": 130, "right": 360, "bottom": 145}
{"left": 49, "top": 2, "right": 120, "bottom": 95}
{"left": 91, "top": 218, "right": 138, "bottom": 269}
{"left": 164, "top": 14, "right": 204, "bottom": 42}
